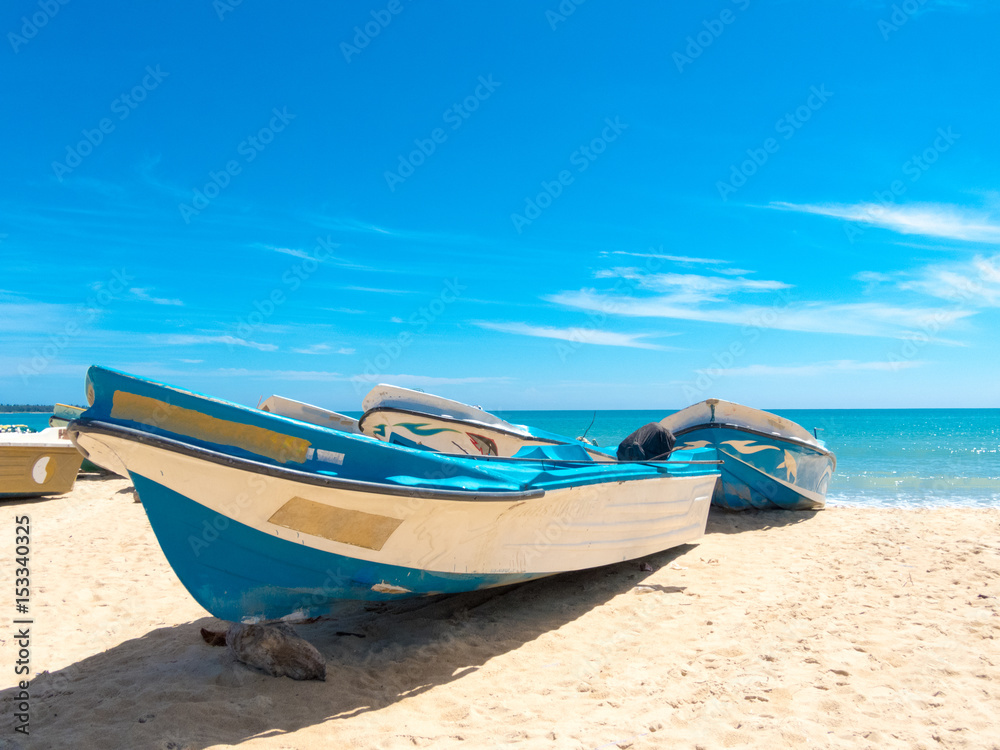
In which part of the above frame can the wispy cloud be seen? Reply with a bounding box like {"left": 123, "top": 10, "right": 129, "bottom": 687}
{"left": 858, "top": 0, "right": 993, "bottom": 13}
{"left": 130, "top": 287, "right": 184, "bottom": 306}
{"left": 897, "top": 254, "right": 1000, "bottom": 306}
{"left": 350, "top": 373, "right": 513, "bottom": 387}
{"left": 306, "top": 214, "right": 486, "bottom": 249}
{"left": 135, "top": 153, "right": 190, "bottom": 200}
{"left": 696, "top": 359, "right": 926, "bottom": 377}
{"left": 605, "top": 250, "right": 727, "bottom": 265}
{"left": 550, "top": 288, "right": 971, "bottom": 338}
{"left": 268, "top": 246, "right": 312, "bottom": 260}
{"left": 603, "top": 249, "right": 755, "bottom": 277}
{"left": 215, "top": 368, "right": 345, "bottom": 381}
{"left": 214, "top": 369, "right": 510, "bottom": 387}
{"left": 771, "top": 201, "right": 1000, "bottom": 243}
{"left": 321, "top": 307, "right": 367, "bottom": 315}
{"left": 291, "top": 343, "right": 355, "bottom": 355}
{"left": 472, "top": 320, "right": 671, "bottom": 350}
{"left": 53, "top": 174, "right": 129, "bottom": 198}
{"left": 0, "top": 293, "right": 126, "bottom": 338}
{"left": 548, "top": 257, "right": 976, "bottom": 339}
{"left": 853, "top": 271, "right": 896, "bottom": 284}
{"left": 595, "top": 268, "right": 791, "bottom": 300}
{"left": 343, "top": 286, "right": 420, "bottom": 295}
{"left": 258, "top": 243, "right": 377, "bottom": 271}
{"left": 549, "top": 288, "right": 970, "bottom": 338}
{"left": 152, "top": 334, "right": 277, "bottom": 351}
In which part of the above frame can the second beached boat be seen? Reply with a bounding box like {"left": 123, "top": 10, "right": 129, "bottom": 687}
{"left": 660, "top": 399, "right": 835, "bottom": 511}
{"left": 68, "top": 367, "right": 720, "bottom": 622}
{"left": 359, "top": 384, "right": 615, "bottom": 460}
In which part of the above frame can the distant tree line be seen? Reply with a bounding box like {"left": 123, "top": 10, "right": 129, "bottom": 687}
{"left": 0, "top": 404, "right": 56, "bottom": 413}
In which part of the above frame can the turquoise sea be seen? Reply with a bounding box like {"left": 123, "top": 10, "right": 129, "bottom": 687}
{"left": 0, "top": 412, "right": 54, "bottom": 432}
{"left": 4, "top": 409, "right": 998, "bottom": 508}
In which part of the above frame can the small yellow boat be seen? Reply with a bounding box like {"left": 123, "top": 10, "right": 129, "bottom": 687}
{"left": 0, "top": 426, "right": 84, "bottom": 498}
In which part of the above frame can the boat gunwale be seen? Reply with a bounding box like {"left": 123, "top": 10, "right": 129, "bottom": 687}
{"left": 672, "top": 421, "right": 837, "bottom": 467}
{"left": 259, "top": 394, "right": 361, "bottom": 432}
{"left": 67, "top": 420, "right": 548, "bottom": 502}
{"left": 358, "top": 405, "right": 614, "bottom": 460}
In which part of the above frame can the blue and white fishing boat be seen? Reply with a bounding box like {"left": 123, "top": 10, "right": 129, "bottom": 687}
{"left": 359, "top": 384, "right": 615, "bottom": 461}
{"left": 659, "top": 399, "right": 835, "bottom": 511}
{"left": 68, "top": 367, "right": 720, "bottom": 622}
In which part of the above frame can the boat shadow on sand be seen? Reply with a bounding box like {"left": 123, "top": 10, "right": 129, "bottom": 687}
{"left": 706, "top": 507, "right": 822, "bottom": 535}
{"left": 0, "top": 544, "right": 699, "bottom": 749}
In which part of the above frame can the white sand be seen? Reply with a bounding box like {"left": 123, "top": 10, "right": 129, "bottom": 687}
{"left": 2, "top": 476, "right": 999, "bottom": 749}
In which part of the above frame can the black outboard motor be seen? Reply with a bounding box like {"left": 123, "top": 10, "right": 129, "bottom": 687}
{"left": 616, "top": 422, "right": 676, "bottom": 461}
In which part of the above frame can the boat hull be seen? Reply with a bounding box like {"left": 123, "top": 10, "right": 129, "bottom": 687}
{"left": 0, "top": 440, "right": 83, "bottom": 498}
{"left": 674, "top": 425, "right": 833, "bottom": 510}
{"left": 74, "top": 428, "right": 715, "bottom": 620}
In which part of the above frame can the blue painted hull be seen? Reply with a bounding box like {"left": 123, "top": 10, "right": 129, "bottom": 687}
{"left": 675, "top": 426, "right": 834, "bottom": 511}
{"left": 133, "top": 473, "right": 546, "bottom": 621}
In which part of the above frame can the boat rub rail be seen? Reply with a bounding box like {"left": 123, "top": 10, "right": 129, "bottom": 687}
{"left": 67, "top": 420, "right": 547, "bottom": 502}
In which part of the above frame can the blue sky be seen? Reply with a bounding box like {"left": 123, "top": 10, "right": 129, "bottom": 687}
{"left": 2, "top": 0, "right": 999, "bottom": 410}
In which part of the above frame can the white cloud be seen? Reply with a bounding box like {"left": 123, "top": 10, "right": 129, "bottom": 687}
{"left": 0, "top": 300, "right": 84, "bottom": 333}
{"left": 897, "top": 254, "right": 1000, "bottom": 306}
{"left": 596, "top": 269, "right": 791, "bottom": 301}
{"left": 606, "top": 250, "right": 728, "bottom": 265}
{"left": 350, "top": 373, "right": 513, "bottom": 387}
{"left": 548, "top": 250, "right": 988, "bottom": 339}
{"left": 601, "top": 248, "right": 767, "bottom": 280}
{"left": 853, "top": 271, "right": 896, "bottom": 283}
{"left": 344, "top": 286, "right": 419, "bottom": 295}
{"left": 153, "top": 334, "right": 277, "bottom": 351}
{"left": 293, "top": 343, "right": 331, "bottom": 354}
{"left": 269, "top": 246, "right": 311, "bottom": 260}
{"left": 214, "top": 368, "right": 345, "bottom": 381}
{"left": 322, "top": 307, "right": 366, "bottom": 315}
{"left": 547, "top": 288, "right": 971, "bottom": 339}
{"left": 213, "top": 369, "right": 510, "bottom": 387}
{"left": 472, "top": 320, "right": 671, "bottom": 350}
{"left": 697, "top": 359, "right": 926, "bottom": 377}
{"left": 771, "top": 201, "right": 1000, "bottom": 243}
{"left": 130, "top": 287, "right": 184, "bottom": 306}
{"left": 257, "top": 243, "right": 381, "bottom": 272}
{"left": 292, "top": 343, "right": 356, "bottom": 355}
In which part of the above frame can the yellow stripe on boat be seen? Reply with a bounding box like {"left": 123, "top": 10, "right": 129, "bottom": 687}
{"left": 111, "top": 391, "right": 311, "bottom": 464}
{"left": 267, "top": 496, "right": 403, "bottom": 551}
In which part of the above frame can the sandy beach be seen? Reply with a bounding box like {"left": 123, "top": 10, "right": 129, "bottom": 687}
{"left": 1, "top": 476, "right": 998, "bottom": 750}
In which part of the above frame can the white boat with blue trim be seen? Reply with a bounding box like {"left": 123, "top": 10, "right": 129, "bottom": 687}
{"left": 259, "top": 394, "right": 361, "bottom": 434}
{"left": 660, "top": 399, "right": 835, "bottom": 511}
{"left": 68, "top": 367, "right": 720, "bottom": 622}
{"left": 360, "top": 384, "right": 614, "bottom": 461}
